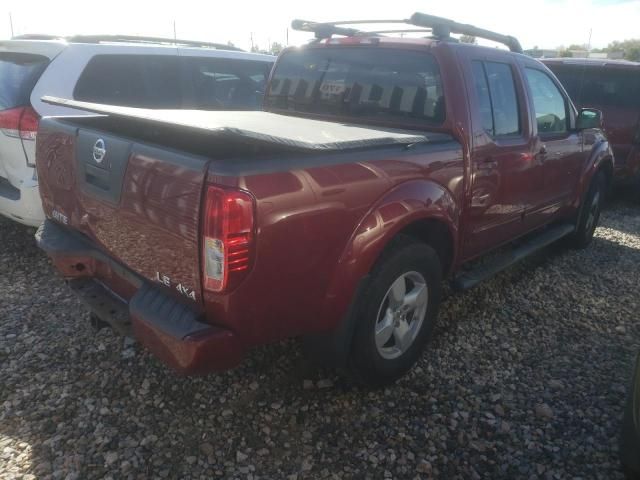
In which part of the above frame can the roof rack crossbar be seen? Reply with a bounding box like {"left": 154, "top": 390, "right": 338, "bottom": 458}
{"left": 291, "top": 20, "right": 363, "bottom": 39}
{"left": 323, "top": 19, "right": 412, "bottom": 26}
{"left": 357, "top": 29, "right": 433, "bottom": 35}
{"left": 409, "top": 12, "right": 523, "bottom": 53}
{"left": 291, "top": 13, "right": 523, "bottom": 54}
{"left": 292, "top": 18, "right": 419, "bottom": 39}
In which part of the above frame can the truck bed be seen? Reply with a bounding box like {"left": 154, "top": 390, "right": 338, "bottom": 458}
{"left": 42, "top": 96, "right": 449, "bottom": 152}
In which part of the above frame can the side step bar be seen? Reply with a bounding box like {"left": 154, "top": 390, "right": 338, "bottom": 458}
{"left": 452, "top": 223, "right": 574, "bottom": 291}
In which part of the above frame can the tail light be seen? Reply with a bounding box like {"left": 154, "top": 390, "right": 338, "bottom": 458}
{"left": 0, "top": 106, "right": 39, "bottom": 141}
{"left": 202, "top": 186, "right": 255, "bottom": 293}
{"left": 0, "top": 106, "right": 40, "bottom": 168}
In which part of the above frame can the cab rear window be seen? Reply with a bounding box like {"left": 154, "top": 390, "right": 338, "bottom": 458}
{"left": 265, "top": 47, "right": 445, "bottom": 125}
{"left": 0, "top": 53, "right": 49, "bottom": 110}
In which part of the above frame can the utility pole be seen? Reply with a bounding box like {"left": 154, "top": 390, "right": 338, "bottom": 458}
{"left": 250, "top": 32, "right": 254, "bottom": 51}
{"left": 286, "top": 28, "right": 289, "bottom": 46}
{"left": 9, "top": 12, "right": 14, "bottom": 37}
{"left": 586, "top": 28, "right": 593, "bottom": 58}
{"left": 173, "top": 20, "right": 177, "bottom": 44}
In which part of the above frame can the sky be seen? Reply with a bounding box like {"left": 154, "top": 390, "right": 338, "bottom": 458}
{"left": 1, "top": 0, "right": 639, "bottom": 51}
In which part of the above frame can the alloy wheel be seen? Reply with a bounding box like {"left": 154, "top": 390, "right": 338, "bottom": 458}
{"left": 374, "top": 271, "right": 428, "bottom": 360}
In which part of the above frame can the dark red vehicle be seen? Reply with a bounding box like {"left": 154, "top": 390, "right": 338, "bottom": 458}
{"left": 621, "top": 352, "right": 640, "bottom": 479}
{"left": 35, "top": 14, "right": 613, "bottom": 386}
{"left": 543, "top": 58, "right": 640, "bottom": 183}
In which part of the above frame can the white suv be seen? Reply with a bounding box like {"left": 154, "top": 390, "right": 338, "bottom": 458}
{"left": 0, "top": 35, "right": 274, "bottom": 227}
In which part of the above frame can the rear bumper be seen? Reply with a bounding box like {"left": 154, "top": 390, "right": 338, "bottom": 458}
{"left": 0, "top": 171, "right": 44, "bottom": 227}
{"left": 36, "top": 219, "right": 246, "bottom": 375}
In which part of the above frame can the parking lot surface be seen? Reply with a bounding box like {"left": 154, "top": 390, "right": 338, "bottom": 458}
{"left": 1, "top": 194, "right": 639, "bottom": 479}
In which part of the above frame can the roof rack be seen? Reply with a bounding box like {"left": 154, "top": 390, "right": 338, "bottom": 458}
{"left": 291, "top": 19, "right": 427, "bottom": 39}
{"left": 11, "top": 34, "right": 66, "bottom": 41}
{"left": 409, "top": 13, "right": 522, "bottom": 53}
{"left": 12, "top": 34, "right": 244, "bottom": 52}
{"left": 67, "top": 35, "right": 244, "bottom": 51}
{"left": 291, "top": 13, "right": 523, "bottom": 53}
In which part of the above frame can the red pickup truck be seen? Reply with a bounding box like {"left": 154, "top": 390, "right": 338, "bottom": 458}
{"left": 35, "top": 14, "right": 613, "bottom": 386}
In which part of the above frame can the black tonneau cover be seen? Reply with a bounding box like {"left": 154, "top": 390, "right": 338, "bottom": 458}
{"left": 42, "top": 96, "right": 446, "bottom": 152}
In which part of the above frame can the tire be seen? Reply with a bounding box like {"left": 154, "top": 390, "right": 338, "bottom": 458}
{"left": 348, "top": 236, "right": 442, "bottom": 387}
{"left": 569, "top": 172, "right": 606, "bottom": 249}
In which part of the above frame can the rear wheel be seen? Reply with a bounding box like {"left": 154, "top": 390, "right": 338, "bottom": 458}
{"left": 349, "top": 236, "right": 442, "bottom": 387}
{"left": 569, "top": 172, "right": 606, "bottom": 249}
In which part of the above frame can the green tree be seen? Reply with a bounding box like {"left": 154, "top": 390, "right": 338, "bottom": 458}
{"left": 627, "top": 46, "right": 640, "bottom": 61}
{"left": 459, "top": 35, "right": 477, "bottom": 44}
{"left": 269, "top": 42, "right": 284, "bottom": 55}
{"left": 604, "top": 39, "right": 640, "bottom": 61}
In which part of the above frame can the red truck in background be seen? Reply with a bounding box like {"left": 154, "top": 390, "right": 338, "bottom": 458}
{"left": 543, "top": 58, "right": 640, "bottom": 184}
{"left": 35, "top": 14, "right": 613, "bottom": 386}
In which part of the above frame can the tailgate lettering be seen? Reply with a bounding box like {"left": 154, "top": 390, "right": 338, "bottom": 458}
{"left": 155, "top": 272, "right": 197, "bottom": 302}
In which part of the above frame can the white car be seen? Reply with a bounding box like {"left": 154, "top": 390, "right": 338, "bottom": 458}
{"left": 0, "top": 35, "right": 274, "bottom": 227}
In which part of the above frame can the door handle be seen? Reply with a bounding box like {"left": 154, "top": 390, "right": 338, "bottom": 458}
{"left": 536, "top": 145, "right": 548, "bottom": 162}
{"left": 477, "top": 157, "right": 498, "bottom": 170}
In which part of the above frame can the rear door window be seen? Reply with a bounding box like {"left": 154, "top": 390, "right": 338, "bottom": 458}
{"left": 525, "top": 68, "right": 568, "bottom": 135}
{"left": 0, "top": 53, "right": 49, "bottom": 110}
{"left": 265, "top": 47, "right": 445, "bottom": 125}
{"left": 471, "top": 61, "right": 494, "bottom": 134}
{"left": 470, "top": 60, "right": 521, "bottom": 137}
{"left": 74, "top": 54, "right": 272, "bottom": 110}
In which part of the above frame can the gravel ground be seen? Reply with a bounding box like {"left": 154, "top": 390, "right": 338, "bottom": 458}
{"left": 1, "top": 194, "right": 639, "bottom": 480}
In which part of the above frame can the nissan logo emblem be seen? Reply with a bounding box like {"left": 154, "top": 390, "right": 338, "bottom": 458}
{"left": 93, "top": 138, "right": 106, "bottom": 164}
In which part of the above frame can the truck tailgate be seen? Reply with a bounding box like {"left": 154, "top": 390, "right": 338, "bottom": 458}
{"left": 36, "top": 117, "right": 209, "bottom": 303}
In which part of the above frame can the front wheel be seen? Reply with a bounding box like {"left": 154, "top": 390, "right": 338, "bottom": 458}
{"left": 569, "top": 172, "right": 606, "bottom": 249}
{"left": 349, "top": 237, "right": 442, "bottom": 387}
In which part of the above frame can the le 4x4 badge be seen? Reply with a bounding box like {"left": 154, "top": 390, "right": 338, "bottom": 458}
{"left": 155, "top": 272, "right": 196, "bottom": 301}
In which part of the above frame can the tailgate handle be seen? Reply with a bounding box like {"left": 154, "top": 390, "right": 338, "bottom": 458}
{"left": 85, "top": 163, "right": 111, "bottom": 191}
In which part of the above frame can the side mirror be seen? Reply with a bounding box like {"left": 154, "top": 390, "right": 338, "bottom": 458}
{"left": 577, "top": 108, "right": 603, "bottom": 130}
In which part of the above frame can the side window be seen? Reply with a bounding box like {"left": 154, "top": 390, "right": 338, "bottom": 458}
{"left": 525, "top": 68, "right": 568, "bottom": 135}
{"left": 471, "top": 61, "right": 494, "bottom": 134}
{"left": 471, "top": 60, "right": 521, "bottom": 137}
{"left": 74, "top": 55, "right": 182, "bottom": 108}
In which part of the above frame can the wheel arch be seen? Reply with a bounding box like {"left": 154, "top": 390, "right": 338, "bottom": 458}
{"left": 576, "top": 136, "right": 614, "bottom": 206}
{"left": 395, "top": 217, "right": 455, "bottom": 276}
{"left": 597, "top": 155, "right": 614, "bottom": 189}
{"left": 304, "top": 179, "right": 460, "bottom": 368}
{"left": 327, "top": 179, "right": 460, "bottom": 311}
